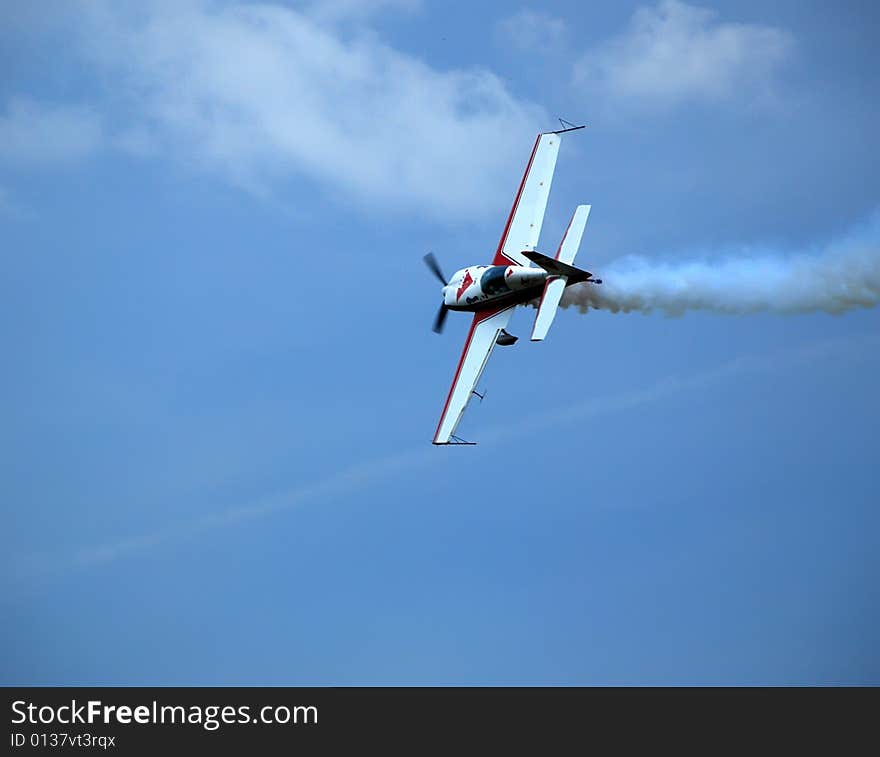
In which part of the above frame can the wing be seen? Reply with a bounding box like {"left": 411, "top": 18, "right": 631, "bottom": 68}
{"left": 433, "top": 305, "right": 515, "bottom": 444}
{"left": 492, "top": 132, "right": 562, "bottom": 266}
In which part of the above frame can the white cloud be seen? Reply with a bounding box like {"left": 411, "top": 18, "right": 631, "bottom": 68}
{"left": 496, "top": 9, "right": 567, "bottom": 52}
{"left": 0, "top": 97, "right": 103, "bottom": 165}
{"left": 300, "top": 0, "right": 422, "bottom": 25}
{"left": 574, "top": 0, "right": 793, "bottom": 109}
{"left": 76, "top": 0, "right": 544, "bottom": 220}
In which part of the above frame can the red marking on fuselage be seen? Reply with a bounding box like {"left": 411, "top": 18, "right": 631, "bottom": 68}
{"left": 456, "top": 270, "right": 474, "bottom": 300}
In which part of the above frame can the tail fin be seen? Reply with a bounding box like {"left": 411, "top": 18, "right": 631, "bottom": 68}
{"left": 526, "top": 205, "right": 592, "bottom": 341}
{"left": 523, "top": 250, "right": 593, "bottom": 284}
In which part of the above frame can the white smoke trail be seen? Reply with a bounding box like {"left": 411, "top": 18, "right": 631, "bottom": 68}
{"left": 561, "top": 219, "right": 880, "bottom": 315}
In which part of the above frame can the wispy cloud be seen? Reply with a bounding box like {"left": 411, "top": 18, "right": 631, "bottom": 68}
{"left": 496, "top": 9, "right": 567, "bottom": 52}
{"left": 0, "top": 97, "right": 103, "bottom": 165}
{"left": 10, "top": 330, "right": 873, "bottom": 583}
{"left": 301, "top": 0, "right": 422, "bottom": 25}
{"left": 574, "top": 0, "right": 793, "bottom": 109}
{"left": 69, "top": 0, "right": 543, "bottom": 220}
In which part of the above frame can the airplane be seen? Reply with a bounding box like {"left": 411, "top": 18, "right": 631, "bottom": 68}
{"left": 426, "top": 124, "right": 601, "bottom": 445}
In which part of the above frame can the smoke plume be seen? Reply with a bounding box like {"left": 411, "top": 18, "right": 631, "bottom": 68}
{"left": 561, "top": 219, "right": 880, "bottom": 316}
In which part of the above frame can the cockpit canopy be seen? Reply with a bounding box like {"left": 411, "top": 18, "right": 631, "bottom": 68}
{"left": 480, "top": 265, "right": 511, "bottom": 296}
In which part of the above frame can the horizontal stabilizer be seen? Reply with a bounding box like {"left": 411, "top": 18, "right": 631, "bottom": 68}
{"left": 531, "top": 276, "right": 567, "bottom": 341}
{"left": 556, "top": 205, "right": 590, "bottom": 265}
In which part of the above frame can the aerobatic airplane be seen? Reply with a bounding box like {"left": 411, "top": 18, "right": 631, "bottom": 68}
{"left": 426, "top": 125, "right": 601, "bottom": 445}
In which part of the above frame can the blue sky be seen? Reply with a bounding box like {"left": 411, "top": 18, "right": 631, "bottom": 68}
{"left": 2, "top": 0, "right": 878, "bottom": 684}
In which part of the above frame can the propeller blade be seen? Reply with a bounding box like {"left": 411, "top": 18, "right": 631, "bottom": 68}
{"left": 423, "top": 252, "right": 447, "bottom": 285}
{"left": 432, "top": 303, "right": 449, "bottom": 334}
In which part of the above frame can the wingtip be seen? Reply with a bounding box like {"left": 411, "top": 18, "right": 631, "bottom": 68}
{"left": 547, "top": 123, "right": 587, "bottom": 135}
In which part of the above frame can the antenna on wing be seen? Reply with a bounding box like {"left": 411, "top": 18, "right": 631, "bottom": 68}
{"left": 553, "top": 117, "right": 587, "bottom": 134}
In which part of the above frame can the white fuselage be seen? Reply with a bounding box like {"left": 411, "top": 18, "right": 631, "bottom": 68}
{"left": 443, "top": 264, "right": 549, "bottom": 311}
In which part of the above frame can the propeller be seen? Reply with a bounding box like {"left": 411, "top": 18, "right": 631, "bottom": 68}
{"left": 433, "top": 303, "right": 449, "bottom": 334}
{"left": 424, "top": 252, "right": 450, "bottom": 334}
{"left": 423, "top": 252, "right": 447, "bottom": 285}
